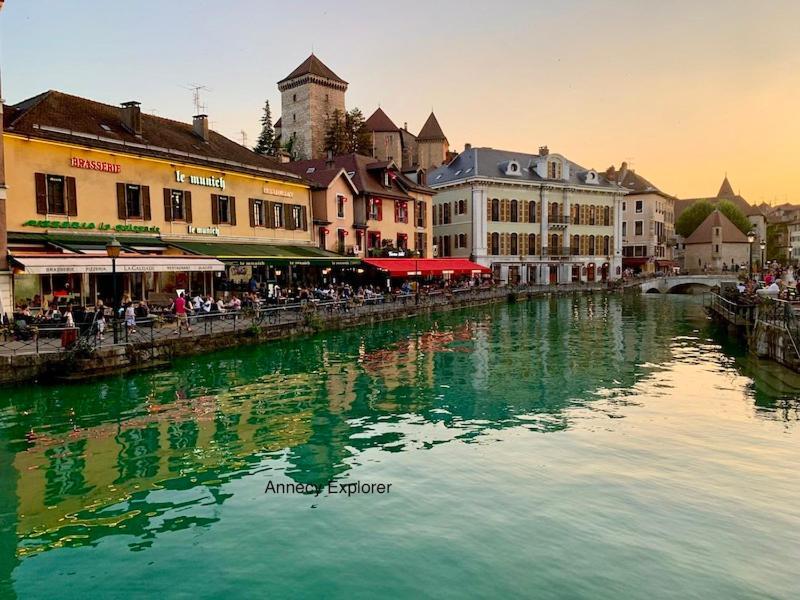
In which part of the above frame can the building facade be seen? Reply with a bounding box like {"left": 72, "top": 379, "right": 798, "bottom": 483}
{"left": 277, "top": 55, "right": 348, "bottom": 160}
{"left": 1, "top": 90, "right": 337, "bottom": 310}
{"left": 285, "top": 154, "right": 433, "bottom": 259}
{"left": 683, "top": 209, "right": 749, "bottom": 273}
{"left": 606, "top": 163, "right": 676, "bottom": 273}
{"left": 428, "top": 146, "right": 624, "bottom": 284}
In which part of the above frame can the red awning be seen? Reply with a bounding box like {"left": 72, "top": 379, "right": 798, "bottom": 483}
{"left": 622, "top": 257, "right": 649, "bottom": 267}
{"left": 362, "top": 258, "right": 490, "bottom": 277}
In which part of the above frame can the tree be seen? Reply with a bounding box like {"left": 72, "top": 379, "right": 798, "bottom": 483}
{"left": 283, "top": 132, "right": 304, "bottom": 161}
{"left": 323, "top": 109, "right": 347, "bottom": 155}
{"left": 715, "top": 200, "right": 752, "bottom": 235}
{"left": 675, "top": 201, "right": 714, "bottom": 238}
{"left": 344, "top": 108, "right": 372, "bottom": 155}
{"left": 253, "top": 100, "right": 278, "bottom": 156}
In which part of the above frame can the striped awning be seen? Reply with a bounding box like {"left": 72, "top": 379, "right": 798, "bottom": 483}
{"left": 10, "top": 253, "right": 225, "bottom": 274}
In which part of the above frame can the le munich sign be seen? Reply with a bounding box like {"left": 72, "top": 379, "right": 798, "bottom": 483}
{"left": 175, "top": 169, "right": 225, "bottom": 190}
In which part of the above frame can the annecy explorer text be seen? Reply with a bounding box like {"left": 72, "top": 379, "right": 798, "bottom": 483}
{"left": 264, "top": 480, "right": 392, "bottom": 496}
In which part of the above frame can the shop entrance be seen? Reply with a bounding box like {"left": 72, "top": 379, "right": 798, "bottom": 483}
{"left": 549, "top": 265, "right": 558, "bottom": 284}
{"left": 587, "top": 264, "right": 596, "bottom": 282}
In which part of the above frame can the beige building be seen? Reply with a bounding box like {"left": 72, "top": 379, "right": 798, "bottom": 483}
{"left": 277, "top": 54, "right": 348, "bottom": 160}
{"left": 606, "top": 163, "right": 676, "bottom": 273}
{"left": 285, "top": 154, "right": 433, "bottom": 258}
{"left": 683, "top": 210, "right": 749, "bottom": 273}
{"left": 428, "top": 145, "right": 624, "bottom": 284}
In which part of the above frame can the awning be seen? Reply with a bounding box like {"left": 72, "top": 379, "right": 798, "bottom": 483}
{"left": 655, "top": 260, "right": 677, "bottom": 267}
{"left": 8, "top": 231, "right": 167, "bottom": 253}
{"left": 169, "top": 241, "right": 360, "bottom": 267}
{"left": 363, "top": 258, "right": 490, "bottom": 277}
{"left": 622, "top": 257, "right": 650, "bottom": 267}
{"left": 10, "top": 253, "right": 225, "bottom": 275}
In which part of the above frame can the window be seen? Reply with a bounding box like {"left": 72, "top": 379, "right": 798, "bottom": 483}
{"left": 490, "top": 232, "right": 500, "bottom": 255}
{"left": 588, "top": 235, "right": 596, "bottom": 256}
{"left": 416, "top": 201, "right": 426, "bottom": 227}
{"left": 368, "top": 198, "right": 381, "bottom": 221}
{"left": 604, "top": 206, "right": 610, "bottom": 225}
{"left": 126, "top": 184, "right": 142, "bottom": 218}
{"left": 293, "top": 93, "right": 297, "bottom": 102}
{"left": 548, "top": 161, "right": 562, "bottom": 179}
{"left": 528, "top": 234, "right": 537, "bottom": 254}
{"left": 252, "top": 200, "right": 265, "bottom": 227}
{"left": 336, "top": 194, "right": 346, "bottom": 218}
{"left": 291, "top": 205, "right": 303, "bottom": 229}
{"left": 273, "top": 202, "right": 284, "bottom": 228}
{"left": 622, "top": 222, "right": 627, "bottom": 237}
{"left": 550, "top": 234, "right": 559, "bottom": 254}
{"left": 217, "top": 195, "right": 231, "bottom": 224}
{"left": 456, "top": 199, "right": 467, "bottom": 215}
{"left": 46, "top": 175, "right": 66, "bottom": 214}
{"left": 491, "top": 198, "right": 500, "bottom": 221}
{"left": 293, "top": 114, "right": 296, "bottom": 123}
{"left": 635, "top": 200, "right": 643, "bottom": 213}
{"left": 443, "top": 203, "right": 451, "bottom": 224}
{"left": 622, "top": 201, "right": 626, "bottom": 211}
{"left": 397, "top": 234, "right": 407, "bottom": 250}
{"left": 589, "top": 205, "right": 596, "bottom": 226}
{"left": 456, "top": 233, "right": 467, "bottom": 248}
{"left": 571, "top": 235, "right": 580, "bottom": 255}
{"left": 529, "top": 202, "right": 537, "bottom": 223}
{"left": 510, "top": 233, "right": 518, "bottom": 255}
{"left": 635, "top": 221, "right": 643, "bottom": 236}
{"left": 510, "top": 199, "right": 519, "bottom": 222}
{"left": 603, "top": 236, "right": 610, "bottom": 255}
{"left": 396, "top": 201, "right": 408, "bottom": 224}
{"left": 171, "top": 190, "right": 185, "bottom": 221}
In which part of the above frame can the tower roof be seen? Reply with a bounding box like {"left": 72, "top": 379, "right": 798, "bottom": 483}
{"left": 417, "top": 112, "right": 447, "bottom": 142}
{"left": 717, "top": 176, "right": 735, "bottom": 198}
{"left": 365, "top": 108, "right": 398, "bottom": 132}
{"left": 278, "top": 54, "right": 347, "bottom": 85}
{"left": 684, "top": 209, "right": 748, "bottom": 244}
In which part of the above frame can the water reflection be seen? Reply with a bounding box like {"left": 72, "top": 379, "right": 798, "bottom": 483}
{"left": 0, "top": 293, "right": 798, "bottom": 590}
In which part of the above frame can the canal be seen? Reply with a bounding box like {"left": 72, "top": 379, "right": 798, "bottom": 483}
{"left": 1, "top": 294, "right": 799, "bottom": 599}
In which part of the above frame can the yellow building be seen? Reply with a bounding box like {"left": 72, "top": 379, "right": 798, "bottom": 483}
{"left": 2, "top": 91, "right": 355, "bottom": 309}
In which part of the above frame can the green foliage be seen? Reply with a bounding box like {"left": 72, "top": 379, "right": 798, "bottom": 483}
{"left": 253, "top": 100, "right": 278, "bottom": 156}
{"left": 675, "top": 201, "right": 714, "bottom": 237}
{"left": 715, "top": 200, "right": 751, "bottom": 234}
{"left": 323, "top": 107, "right": 373, "bottom": 156}
{"left": 675, "top": 199, "right": 751, "bottom": 238}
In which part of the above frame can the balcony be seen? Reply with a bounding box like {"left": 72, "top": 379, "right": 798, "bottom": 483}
{"left": 542, "top": 247, "right": 573, "bottom": 259}
{"left": 547, "top": 216, "right": 570, "bottom": 229}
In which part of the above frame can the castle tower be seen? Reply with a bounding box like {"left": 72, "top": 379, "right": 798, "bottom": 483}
{"left": 278, "top": 54, "right": 347, "bottom": 160}
{"left": 416, "top": 112, "right": 449, "bottom": 170}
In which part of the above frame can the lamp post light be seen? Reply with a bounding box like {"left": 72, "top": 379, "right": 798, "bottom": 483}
{"left": 106, "top": 237, "right": 122, "bottom": 343}
{"left": 746, "top": 230, "right": 756, "bottom": 280}
{"left": 759, "top": 239, "right": 766, "bottom": 274}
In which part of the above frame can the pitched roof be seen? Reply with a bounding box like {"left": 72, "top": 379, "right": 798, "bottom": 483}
{"left": 606, "top": 164, "right": 674, "bottom": 199}
{"left": 284, "top": 154, "right": 433, "bottom": 199}
{"left": 365, "top": 108, "right": 398, "bottom": 132}
{"left": 274, "top": 117, "right": 282, "bottom": 129}
{"left": 3, "top": 90, "right": 302, "bottom": 183}
{"left": 427, "top": 146, "right": 617, "bottom": 189}
{"left": 684, "top": 210, "right": 749, "bottom": 244}
{"left": 717, "top": 176, "right": 735, "bottom": 198}
{"left": 417, "top": 112, "right": 447, "bottom": 142}
{"left": 278, "top": 54, "right": 346, "bottom": 85}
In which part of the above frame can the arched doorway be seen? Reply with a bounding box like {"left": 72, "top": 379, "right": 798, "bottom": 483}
{"left": 549, "top": 265, "right": 558, "bottom": 284}
{"left": 587, "top": 263, "right": 596, "bottom": 282}
{"left": 601, "top": 262, "right": 609, "bottom": 282}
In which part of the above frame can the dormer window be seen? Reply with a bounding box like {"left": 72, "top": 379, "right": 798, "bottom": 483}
{"left": 502, "top": 160, "right": 522, "bottom": 176}
{"left": 548, "top": 160, "right": 562, "bottom": 179}
{"left": 585, "top": 170, "right": 598, "bottom": 184}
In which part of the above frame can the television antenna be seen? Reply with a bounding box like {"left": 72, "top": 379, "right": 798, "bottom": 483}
{"left": 239, "top": 130, "right": 248, "bottom": 147}
{"left": 181, "top": 83, "right": 211, "bottom": 115}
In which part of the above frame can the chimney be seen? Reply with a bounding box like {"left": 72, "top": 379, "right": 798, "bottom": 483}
{"left": 539, "top": 145, "right": 549, "bottom": 156}
{"left": 120, "top": 101, "right": 142, "bottom": 137}
{"left": 464, "top": 143, "right": 472, "bottom": 151}
{"left": 403, "top": 122, "right": 408, "bottom": 131}
{"left": 193, "top": 114, "right": 209, "bottom": 142}
{"left": 325, "top": 150, "right": 335, "bottom": 169}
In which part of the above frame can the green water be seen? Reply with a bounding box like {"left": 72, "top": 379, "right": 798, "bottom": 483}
{"left": 1, "top": 294, "right": 799, "bottom": 599}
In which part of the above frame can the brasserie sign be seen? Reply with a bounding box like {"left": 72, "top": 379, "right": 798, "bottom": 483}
{"left": 23, "top": 219, "right": 160, "bottom": 233}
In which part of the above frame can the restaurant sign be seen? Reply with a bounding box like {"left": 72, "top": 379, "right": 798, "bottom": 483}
{"left": 175, "top": 169, "right": 225, "bottom": 190}
{"left": 70, "top": 157, "right": 121, "bottom": 173}
{"left": 188, "top": 225, "right": 220, "bottom": 236}
{"left": 263, "top": 186, "right": 293, "bottom": 198}
{"left": 23, "top": 219, "right": 160, "bottom": 233}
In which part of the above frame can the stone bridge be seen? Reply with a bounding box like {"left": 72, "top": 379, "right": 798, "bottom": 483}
{"left": 640, "top": 275, "right": 738, "bottom": 294}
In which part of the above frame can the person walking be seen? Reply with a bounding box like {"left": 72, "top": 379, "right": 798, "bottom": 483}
{"left": 172, "top": 292, "right": 192, "bottom": 334}
{"left": 95, "top": 300, "right": 106, "bottom": 342}
{"left": 124, "top": 302, "right": 137, "bottom": 335}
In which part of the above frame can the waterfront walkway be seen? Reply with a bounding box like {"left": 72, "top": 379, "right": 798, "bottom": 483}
{"left": 0, "top": 283, "right": 611, "bottom": 358}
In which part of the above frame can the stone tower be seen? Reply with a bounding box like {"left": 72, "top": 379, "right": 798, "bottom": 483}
{"left": 416, "top": 112, "right": 449, "bottom": 170}
{"left": 278, "top": 54, "right": 347, "bottom": 160}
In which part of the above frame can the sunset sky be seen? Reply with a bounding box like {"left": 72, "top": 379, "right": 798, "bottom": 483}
{"left": 2, "top": 0, "right": 798, "bottom": 204}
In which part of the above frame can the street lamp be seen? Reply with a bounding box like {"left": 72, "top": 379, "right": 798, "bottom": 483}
{"left": 106, "top": 237, "right": 122, "bottom": 343}
{"left": 746, "top": 230, "right": 756, "bottom": 280}
{"left": 759, "top": 239, "right": 766, "bottom": 273}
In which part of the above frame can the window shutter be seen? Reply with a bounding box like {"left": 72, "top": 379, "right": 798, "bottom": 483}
{"left": 378, "top": 201, "right": 383, "bottom": 221}
{"left": 116, "top": 183, "right": 127, "bottom": 220}
{"left": 211, "top": 194, "right": 219, "bottom": 224}
{"left": 142, "top": 185, "right": 151, "bottom": 220}
{"left": 394, "top": 201, "right": 399, "bottom": 223}
{"left": 486, "top": 197, "right": 491, "bottom": 219}
{"left": 301, "top": 206, "right": 308, "bottom": 230}
{"left": 421, "top": 202, "right": 427, "bottom": 227}
{"left": 249, "top": 199, "right": 256, "bottom": 228}
{"left": 185, "top": 191, "right": 193, "bottom": 223}
{"left": 487, "top": 233, "right": 492, "bottom": 254}
{"left": 229, "top": 196, "right": 237, "bottom": 225}
{"left": 35, "top": 173, "right": 48, "bottom": 214}
{"left": 66, "top": 176, "right": 78, "bottom": 216}
{"left": 286, "top": 205, "right": 296, "bottom": 230}
{"left": 266, "top": 202, "right": 275, "bottom": 228}
{"left": 163, "top": 189, "right": 173, "bottom": 222}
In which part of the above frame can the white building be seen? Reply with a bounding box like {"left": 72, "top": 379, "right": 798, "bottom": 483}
{"left": 428, "top": 145, "right": 625, "bottom": 284}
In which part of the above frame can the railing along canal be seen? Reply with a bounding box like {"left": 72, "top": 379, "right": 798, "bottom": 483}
{"left": 0, "top": 282, "right": 610, "bottom": 357}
